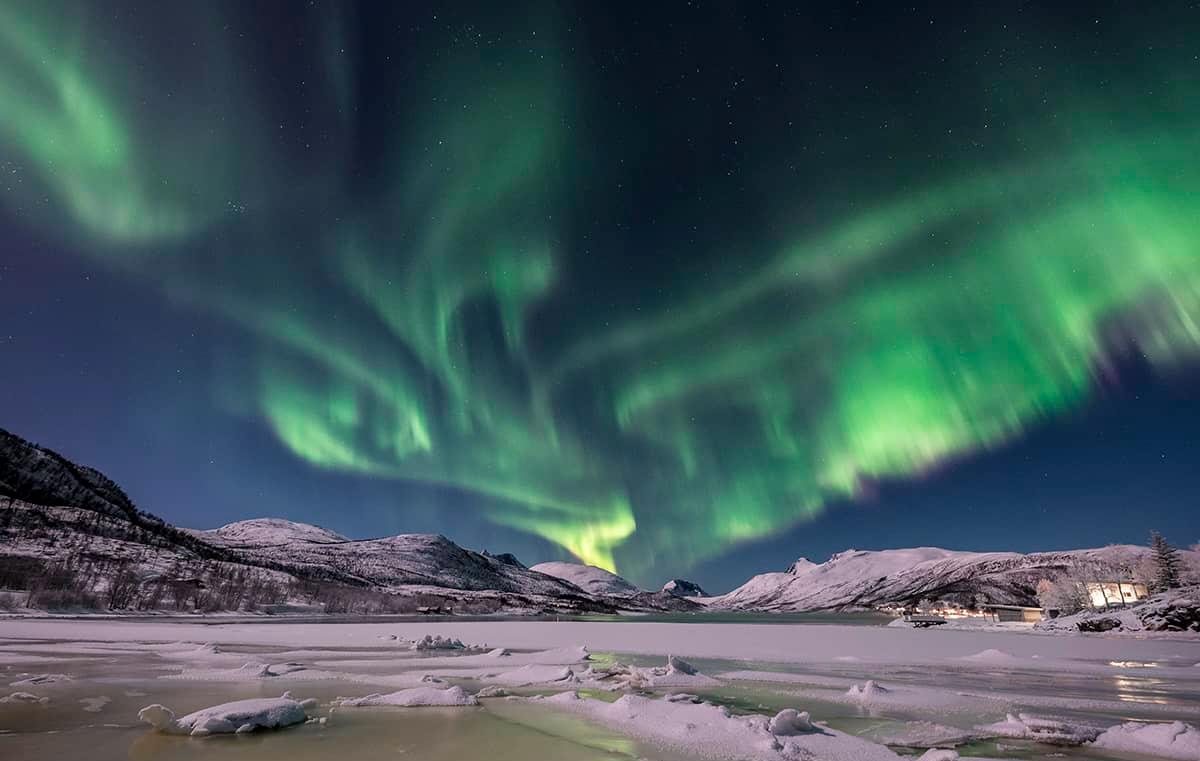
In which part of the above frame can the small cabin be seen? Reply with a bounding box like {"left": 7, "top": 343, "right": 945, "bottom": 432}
{"left": 982, "top": 604, "right": 1044, "bottom": 623}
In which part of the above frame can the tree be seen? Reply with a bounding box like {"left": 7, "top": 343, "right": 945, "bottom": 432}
{"left": 1036, "top": 576, "right": 1089, "bottom": 615}
{"left": 1150, "top": 531, "right": 1181, "bottom": 591}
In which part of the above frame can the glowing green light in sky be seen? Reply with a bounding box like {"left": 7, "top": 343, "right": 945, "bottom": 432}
{"left": 3, "top": 2, "right": 1200, "bottom": 579}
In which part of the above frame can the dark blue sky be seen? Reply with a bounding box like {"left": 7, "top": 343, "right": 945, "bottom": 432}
{"left": 2, "top": 1, "right": 1199, "bottom": 590}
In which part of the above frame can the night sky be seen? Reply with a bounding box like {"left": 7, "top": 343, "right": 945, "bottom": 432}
{"left": 2, "top": 1, "right": 1198, "bottom": 590}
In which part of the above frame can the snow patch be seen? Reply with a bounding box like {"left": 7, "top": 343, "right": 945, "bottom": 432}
{"left": 490, "top": 664, "right": 576, "bottom": 687}
{"left": 532, "top": 692, "right": 899, "bottom": 761}
{"left": 959, "top": 649, "right": 1022, "bottom": 664}
{"left": 917, "top": 750, "right": 959, "bottom": 761}
{"left": 334, "top": 685, "right": 477, "bottom": 707}
{"left": 1091, "top": 721, "right": 1200, "bottom": 760}
{"left": 80, "top": 695, "right": 110, "bottom": 712}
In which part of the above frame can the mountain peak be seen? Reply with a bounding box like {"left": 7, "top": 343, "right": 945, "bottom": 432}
{"left": 205, "top": 518, "right": 350, "bottom": 546}
{"left": 786, "top": 557, "right": 816, "bottom": 575}
{"left": 531, "top": 561, "right": 642, "bottom": 597}
{"left": 662, "top": 578, "right": 708, "bottom": 597}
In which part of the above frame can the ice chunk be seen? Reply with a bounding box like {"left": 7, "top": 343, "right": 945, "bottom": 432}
{"left": 768, "top": 709, "right": 814, "bottom": 735}
{"left": 9, "top": 673, "right": 71, "bottom": 687}
{"left": 0, "top": 691, "right": 49, "bottom": 704}
{"left": 868, "top": 721, "right": 982, "bottom": 748}
{"left": 137, "top": 704, "right": 176, "bottom": 731}
{"left": 846, "top": 680, "right": 890, "bottom": 699}
{"left": 586, "top": 657, "right": 720, "bottom": 690}
{"left": 138, "top": 694, "right": 311, "bottom": 736}
{"left": 1091, "top": 721, "right": 1200, "bottom": 760}
{"left": 667, "top": 655, "right": 698, "bottom": 675}
{"left": 410, "top": 634, "right": 473, "bottom": 651}
{"left": 334, "top": 685, "right": 477, "bottom": 707}
{"left": 239, "top": 662, "right": 276, "bottom": 677}
{"left": 917, "top": 750, "right": 959, "bottom": 761}
{"left": 979, "top": 713, "right": 1101, "bottom": 745}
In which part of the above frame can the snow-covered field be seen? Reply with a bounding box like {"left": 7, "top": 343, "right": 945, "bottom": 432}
{"left": 1, "top": 618, "right": 1197, "bottom": 760}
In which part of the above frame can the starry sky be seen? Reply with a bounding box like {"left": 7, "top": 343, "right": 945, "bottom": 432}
{"left": 2, "top": 1, "right": 1199, "bottom": 590}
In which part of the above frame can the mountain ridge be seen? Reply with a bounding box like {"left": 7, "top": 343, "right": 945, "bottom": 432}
{"left": 707, "top": 544, "right": 1198, "bottom": 612}
{"left": 2, "top": 425, "right": 1192, "bottom": 616}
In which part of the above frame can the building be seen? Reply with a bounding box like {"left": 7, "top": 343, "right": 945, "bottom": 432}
{"left": 1083, "top": 581, "right": 1148, "bottom": 610}
{"left": 982, "top": 604, "right": 1045, "bottom": 623}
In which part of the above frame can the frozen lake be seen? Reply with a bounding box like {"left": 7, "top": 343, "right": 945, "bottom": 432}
{"left": 1, "top": 618, "right": 1197, "bottom": 760}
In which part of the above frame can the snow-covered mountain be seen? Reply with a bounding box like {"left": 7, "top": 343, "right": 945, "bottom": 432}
{"left": 197, "top": 518, "right": 350, "bottom": 547}
{"left": 662, "top": 579, "right": 708, "bottom": 597}
{"left": 531, "top": 561, "right": 643, "bottom": 597}
{"left": 708, "top": 545, "right": 1193, "bottom": 612}
{"left": 0, "top": 427, "right": 619, "bottom": 614}
{"left": 204, "top": 525, "right": 593, "bottom": 598}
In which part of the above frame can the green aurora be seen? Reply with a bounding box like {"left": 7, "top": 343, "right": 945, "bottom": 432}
{"left": 3, "top": 2, "right": 1199, "bottom": 578}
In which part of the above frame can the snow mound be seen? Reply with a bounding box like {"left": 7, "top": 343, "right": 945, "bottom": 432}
{"left": 1, "top": 691, "right": 49, "bottom": 704}
{"left": 334, "top": 685, "right": 477, "bottom": 707}
{"left": 530, "top": 562, "right": 642, "bottom": 597}
{"left": 917, "top": 751, "right": 959, "bottom": 761}
{"left": 768, "top": 709, "right": 814, "bottom": 735}
{"left": 846, "top": 680, "right": 891, "bottom": 700}
{"left": 535, "top": 692, "right": 899, "bottom": 761}
{"left": 1092, "top": 721, "right": 1200, "bottom": 760}
{"left": 979, "top": 713, "right": 1101, "bottom": 745}
{"left": 960, "top": 649, "right": 1021, "bottom": 664}
{"left": 138, "top": 694, "right": 313, "bottom": 736}
{"left": 491, "top": 664, "right": 576, "bottom": 687}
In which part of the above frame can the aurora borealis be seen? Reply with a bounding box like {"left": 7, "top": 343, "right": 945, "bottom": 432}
{"left": 3, "top": 2, "right": 1199, "bottom": 585}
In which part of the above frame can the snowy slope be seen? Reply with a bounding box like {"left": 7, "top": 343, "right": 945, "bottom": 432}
{"left": 0, "top": 427, "right": 140, "bottom": 521}
{"left": 530, "top": 561, "right": 643, "bottom": 597}
{"left": 709, "top": 545, "right": 1185, "bottom": 612}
